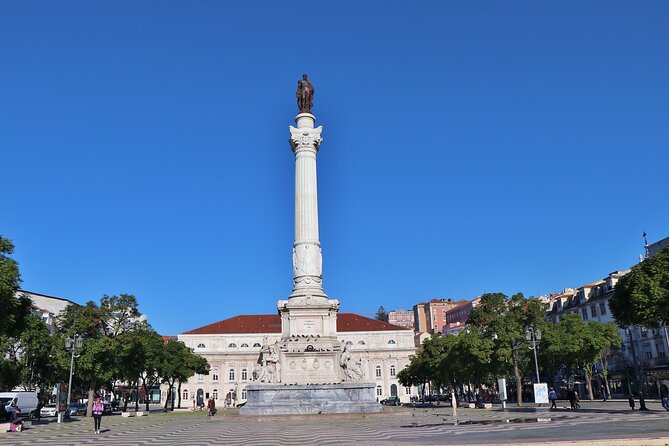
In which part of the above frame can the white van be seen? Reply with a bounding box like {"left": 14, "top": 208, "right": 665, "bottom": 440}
{"left": 0, "top": 391, "right": 39, "bottom": 418}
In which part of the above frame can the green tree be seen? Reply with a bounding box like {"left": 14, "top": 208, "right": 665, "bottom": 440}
{"left": 375, "top": 306, "right": 389, "bottom": 322}
{"left": 468, "top": 292, "right": 546, "bottom": 406}
{"left": 56, "top": 294, "right": 145, "bottom": 416}
{"left": 609, "top": 247, "right": 669, "bottom": 328}
{"left": 157, "top": 339, "right": 209, "bottom": 411}
{"left": 0, "top": 237, "right": 31, "bottom": 339}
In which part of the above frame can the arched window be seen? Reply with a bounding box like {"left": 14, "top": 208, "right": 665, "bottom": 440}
{"left": 253, "top": 343, "right": 261, "bottom": 347}
{"left": 390, "top": 365, "right": 396, "bottom": 377}
{"left": 182, "top": 389, "right": 189, "bottom": 400}
{"left": 387, "top": 339, "right": 396, "bottom": 345}
{"left": 212, "top": 369, "right": 219, "bottom": 381}
{"left": 241, "top": 388, "right": 247, "bottom": 400}
{"left": 212, "top": 389, "right": 218, "bottom": 400}
{"left": 240, "top": 343, "right": 249, "bottom": 348}
{"left": 357, "top": 340, "right": 366, "bottom": 345}
{"left": 228, "top": 343, "right": 237, "bottom": 348}
{"left": 345, "top": 341, "right": 353, "bottom": 346}
{"left": 229, "top": 369, "right": 235, "bottom": 381}
{"left": 375, "top": 366, "right": 382, "bottom": 378}
{"left": 242, "top": 369, "right": 248, "bottom": 381}
{"left": 376, "top": 385, "right": 382, "bottom": 396}
{"left": 197, "top": 343, "right": 205, "bottom": 349}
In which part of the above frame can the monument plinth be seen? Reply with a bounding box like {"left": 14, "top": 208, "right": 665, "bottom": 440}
{"left": 240, "top": 75, "right": 380, "bottom": 416}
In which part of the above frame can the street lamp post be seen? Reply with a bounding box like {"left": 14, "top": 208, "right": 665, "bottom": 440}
{"left": 64, "top": 334, "right": 84, "bottom": 417}
{"left": 626, "top": 327, "right": 648, "bottom": 410}
{"left": 525, "top": 326, "right": 542, "bottom": 384}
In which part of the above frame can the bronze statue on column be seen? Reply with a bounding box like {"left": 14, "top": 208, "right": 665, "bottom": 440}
{"left": 296, "top": 74, "right": 315, "bottom": 113}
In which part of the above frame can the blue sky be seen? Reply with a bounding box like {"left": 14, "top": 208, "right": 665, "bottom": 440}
{"left": 2, "top": 1, "right": 668, "bottom": 335}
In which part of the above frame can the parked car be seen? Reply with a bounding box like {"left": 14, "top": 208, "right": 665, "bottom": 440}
{"left": 0, "top": 391, "right": 39, "bottom": 418}
{"left": 67, "top": 403, "right": 87, "bottom": 416}
{"left": 40, "top": 404, "right": 58, "bottom": 417}
{"left": 380, "top": 396, "right": 401, "bottom": 406}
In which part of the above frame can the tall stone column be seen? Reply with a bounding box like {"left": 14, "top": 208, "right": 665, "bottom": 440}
{"left": 289, "top": 112, "right": 327, "bottom": 300}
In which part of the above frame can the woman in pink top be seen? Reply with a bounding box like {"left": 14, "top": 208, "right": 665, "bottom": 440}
{"left": 92, "top": 397, "right": 104, "bottom": 434}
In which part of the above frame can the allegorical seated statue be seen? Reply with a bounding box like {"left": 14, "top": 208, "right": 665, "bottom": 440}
{"left": 339, "top": 342, "right": 365, "bottom": 381}
{"left": 254, "top": 340, "right": 281, "bottom": 383}
{"left": 296, "top": 74, "right": 314, "bottom": 113}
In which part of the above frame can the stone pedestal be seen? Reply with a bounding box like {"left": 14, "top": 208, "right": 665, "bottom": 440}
{"left": 240, "top": 383, "right": 381, "bottom": 416}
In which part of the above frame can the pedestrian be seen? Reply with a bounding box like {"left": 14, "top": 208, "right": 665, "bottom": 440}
{"left": 628, "top": 396, "right": 635, "bottom": 410}
{"left": 92, "top": 397, "right": 104, "bottom": 434}
{"left": 548, "top": 387, "right": 558, "bottom": 410}
{"left": 660, "top": 383, "right": 669, "bottom": 411}
{"left": 601, "top": 385, "right": 607, "bottom": 402}
{"left": 35, "top": 400, "right": 43, "bottom": 421}
{"left": 567, "top": 389, "right": 576, "bottom": 410}
{"left": 207, "top": 397, "right": 216, "bottom": 416}
{"left": 573, "top": 389, "right": 580, "bottom": 409}
{"left": 192, "top": 398, "right": 196, "bottom": 411}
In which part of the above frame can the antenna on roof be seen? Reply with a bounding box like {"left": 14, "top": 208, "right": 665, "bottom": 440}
{"left": 643, "top": 231, "right": 650, "bottom": 260}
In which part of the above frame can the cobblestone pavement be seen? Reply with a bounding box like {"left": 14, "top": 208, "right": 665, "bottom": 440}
{"left": 2, "top": 401, "right": 668, "bottom": 445}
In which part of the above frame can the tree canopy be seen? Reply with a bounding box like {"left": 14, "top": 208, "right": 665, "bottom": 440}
{"left": 610, "top": 246, "right": 669, "bottom": 328}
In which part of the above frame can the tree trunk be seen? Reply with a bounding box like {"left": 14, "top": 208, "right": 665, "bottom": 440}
{"left": 170, "top": 385, "right": 175, "bottom": 411}
{"left": 601, "top": 356, "right": 612, "bottom": 399}
{"left": 177, "top": 381, "right": 182, "bottom": 409}
{"left": 513, "top": 357, "right": 523, "bottom": 407}
{"left": 143, "top": 379, "right": 150, "bottom": 412}
{"left": 134, "top": 379, "right": 139, "bottom": 411}
{"left": 164, "top": 382, "right": 172, "bottom": 411}
{"left": 584, "top": 367, "right": 594, "bottom": 400}
{"left": 86, "top": 378, "right": 97, "bottom": 417}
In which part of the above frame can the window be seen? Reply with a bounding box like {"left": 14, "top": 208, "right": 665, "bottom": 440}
{"left": 600, "top": 302, "right": 607, "bottom": 315}
{"left": 212, "top": 369, "right": 219, "bottom": 381}
{"left": 390, "top": 365, "right": 396, "bottom": 377}
{"left": 375, "top": 366, "right": 382, "bottom": 378}
{"left": 197, "top": 343, "right": 205, "bottom": 349}
{"left": 346, "top": 341, "right": 353, "bottom": 346}
{"left": 405, "top": 387, "right": 411, "bottom": 395}
{"left": 229, "top": 369, "right": 235, "bottom": 381}
{"left": 242, "top": 369, "right": 248, "bottom": 381}
{"left": 182, "top": 389, "right": 189, "bottom": 400}
{"left": 197, "top": 374, "right": 204, "bottom": 383}
{"left": 376, "top": 385, "right": 382, "bottom": 396}
{"left": 581, "top": 308, "right": 588, "bottom": 320}
{"left": 645, "top": 351, "right": 652, "bottom": 359}
{"left": 241, "top": 389, "right": 247, "bottom": 400}
{"left": 240, "top": 343, "right": 249, "bottom": 348}
{"left": 212, "top": 389, "right": 218, "bottom": 400}
{"left": 357, "top": 340, "right": 366, "bottom": 345}
{"left": 253, "top": 343, "right": 261, "bottom": 347}
{"left": 387, "top": 339, "right": 396, "bottom": 345}
{"left": 228, "top": 343, "right": 237, "bottom": 348}
{"left": 590, "top": 305, "right": 597, "bottom": 318}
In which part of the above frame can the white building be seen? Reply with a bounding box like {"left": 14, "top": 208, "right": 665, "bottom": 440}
{"left": 174, "top": 313, "right": 418, "bottom": 406}
{"left": 19, "top": 289, "right": 75, "bottom": 332}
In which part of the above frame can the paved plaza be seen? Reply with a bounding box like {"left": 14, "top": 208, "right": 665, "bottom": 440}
{"left": 2, "top": 401, "right": 668, "bottom": 446}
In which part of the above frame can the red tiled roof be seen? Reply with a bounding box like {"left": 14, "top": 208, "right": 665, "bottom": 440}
{"left": 182, "top": 313, "right": 410, "bottom": 335}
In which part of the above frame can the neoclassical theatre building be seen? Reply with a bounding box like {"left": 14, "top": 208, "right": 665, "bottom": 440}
{"left": 174, "top": 313, "right": 418, "bottom": 406}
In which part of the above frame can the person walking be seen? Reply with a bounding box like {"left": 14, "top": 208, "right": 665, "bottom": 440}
{"left": 548, "top": 387, "right": 558, "bottom": 410}
{"left": 207, "top": 397, "right": 216, "bottom": 416}
{"left": 92, "top": 397, "right": 104, "bottom": 434}
{"left": 567, "top": 389, "right": 576, "bottom": 410}
{"left": 573, "top": 389, "right": 581, "bottom": 409}
{"left": 660, "top": 383, "right": 669, "bottom": 411}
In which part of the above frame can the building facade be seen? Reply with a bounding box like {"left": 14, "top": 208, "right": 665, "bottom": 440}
{"left": 173, "top": 313, "right": 418, "bottom": 406}
{"left": 388, "top": 309, "right": 414, "bottom": 330}
{"left": 413, "top": 298, "right": 469, "bottom": 334}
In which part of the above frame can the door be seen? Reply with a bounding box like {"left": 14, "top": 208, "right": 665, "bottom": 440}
{"left": 390, "top": 384, "right": 398, "bottom": 397}
{"left": 196, "top": 389, "right": 204, "bottom": 407}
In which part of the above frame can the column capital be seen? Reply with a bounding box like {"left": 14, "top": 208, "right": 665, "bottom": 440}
{"left": 289, "top": 126, "right": 323, "bottom": 154}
